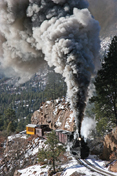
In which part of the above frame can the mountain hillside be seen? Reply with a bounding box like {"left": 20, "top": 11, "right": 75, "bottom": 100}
{"left": 1, "top": 99, "right": 117, "bottom": 175}
{"left": 88, "top": 0, "right": 117, "bottom": 38}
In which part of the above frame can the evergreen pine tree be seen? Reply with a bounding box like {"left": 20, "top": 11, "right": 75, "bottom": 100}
{"left": 38, "top": 130, "right": 66, "bottom": 173}
{"left": 0, "top": 114, "right": 4, "bottom": 131}
{"left": 7, "top": 121, "right": 15, "bottom": 133}
{"left": 4, "top": 108, "right": 17, "bottom": 131}
{"left": 90, "top": 36, "right": 117, "bottom": 135}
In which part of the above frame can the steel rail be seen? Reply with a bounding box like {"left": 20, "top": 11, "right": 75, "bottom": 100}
{"left": 77, "top": 159, "right": 116, "bottom": 176}
{"left": 84, "top": 159, "right": 116, "bottom": 176}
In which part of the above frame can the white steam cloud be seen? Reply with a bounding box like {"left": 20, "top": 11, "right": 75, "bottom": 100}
{"left": 0, "top": 0, "right": 100, "bottom": 137}
{"left": 81, "top": 117, "right": 96, "bottom": 139}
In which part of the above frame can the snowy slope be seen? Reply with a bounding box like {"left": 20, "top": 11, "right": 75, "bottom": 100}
{"left": 18, "top": 154, "right": 117, "bottom": 176}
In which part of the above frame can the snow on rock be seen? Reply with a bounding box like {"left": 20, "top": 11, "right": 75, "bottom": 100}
{"left": 46, "top": 101, "right": 51, "bottom": 104}
{"left": 55, "top": 116, "right": 62, "bottom": 127}
{"left": 65, "top": 112, "right": 74, "bottom": 130}
{"left": 53, "top": 107, "right": 58, "bottom": 115}
{"left": 7, "top": 131, "right": 27, "bottom": 141}
{"left": 0, "top": 134, "right": 46, "bottom": 176}
{"left": 31, "top": 98, "right": 74, "bottom": 131}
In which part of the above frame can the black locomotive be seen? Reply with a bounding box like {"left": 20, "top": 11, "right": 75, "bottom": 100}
{"left": 70, "top": 137, "right": 89, "bottom": 159}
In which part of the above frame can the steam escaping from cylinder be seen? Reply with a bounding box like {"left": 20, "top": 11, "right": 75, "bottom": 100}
{"left": 0, "top": 0, "right": 100, "bottom": 137}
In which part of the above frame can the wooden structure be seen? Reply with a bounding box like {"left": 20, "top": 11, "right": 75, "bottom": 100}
{"left": 36, "top": 124, "right": 51, "bottom": 137}
{"left": 26, "top": 124, "right": 51, "bottom": 136}
{"left": 56, "top": 129, "right": 73, "bottom": 145}
{"left": 26, "top": 124, "right": 39, "bottom": 135}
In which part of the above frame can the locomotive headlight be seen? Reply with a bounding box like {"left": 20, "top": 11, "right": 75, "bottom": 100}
{"left": 78, "top": 137, "right": 81, "bottom": 141}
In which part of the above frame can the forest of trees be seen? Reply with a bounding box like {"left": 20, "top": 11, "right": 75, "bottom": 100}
{"left": 0, "top": 68, "right": 67, "bottom": 134}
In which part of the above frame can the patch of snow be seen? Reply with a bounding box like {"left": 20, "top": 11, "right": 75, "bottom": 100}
{"left": 69, "top": 113, "right": 74, "bottom": 122}
{"left": 24, "top": 139, "right": 46, "bottom": 158}
{"left": 64, "top": 121, "right": 70, "bottom": 129}
{"left": 62, "top": 164, "right": 102, "bottom": 176}
{"left": 56, "top": 116, "right": 62, "bottom": 127}
{"left": 46, "top": 101, "right": 51, "bottom": 104}
{"left": 65, "top": 112, "right": 74, "bottom": 129}
{"left": 53, "top": 107, "right": 58, "bottom": 115}
{"left": 58, "top": 104, "right": 65, "bottom": 110}
{"left": 18, "top": 164, "right": 48, "bottom": 176}
{"left": 26, "top": 124, "right": 38, "bottom": 128}
{"left": 19, "top": 130, "right": 26, "bottom": 134}
{"left": 55, "top": 98, "right": 61, "bottom": 103}
{"left": 8, "top": 133, "right": 27, "bottom": 141}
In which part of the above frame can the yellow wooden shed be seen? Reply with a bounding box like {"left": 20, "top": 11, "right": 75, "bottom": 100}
{"left": 26, "top": 124, "right": 38, "bottom": 135}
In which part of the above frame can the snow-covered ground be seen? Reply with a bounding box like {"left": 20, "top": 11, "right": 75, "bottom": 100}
{"left": 2, "top": 130, "right": 117, "bottom": 176}
{"left": 18, "top": 165, "right": 48, "bottom": 176}
{"left": 18, "top": 154, "right": 117, "bottom": 176}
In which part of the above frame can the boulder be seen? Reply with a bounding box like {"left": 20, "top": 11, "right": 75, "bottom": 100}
{"left": 88, "top": 138, "right": 103, "bottom": 156}
{"left": 102, "top": 127, "right": 117, "bottom": 160}
{"left": 109, "top": 160, "right": 117, "bottom": 172}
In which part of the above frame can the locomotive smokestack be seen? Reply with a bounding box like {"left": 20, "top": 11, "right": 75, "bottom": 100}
{"left": 0, "top": 0, "right": 100, "bottom": 137}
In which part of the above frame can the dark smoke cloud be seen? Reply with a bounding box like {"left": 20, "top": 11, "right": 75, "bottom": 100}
{"left": 0, "top": 0, "right": 100, "bottom": 137}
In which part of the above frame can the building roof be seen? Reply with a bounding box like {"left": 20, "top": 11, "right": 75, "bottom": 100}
{"left": 26, "top": 124, "right": 39, "bottom": 128}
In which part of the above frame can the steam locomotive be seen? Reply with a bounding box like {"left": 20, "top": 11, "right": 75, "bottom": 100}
{"left": 26, "top": 124, "right": 89, "bottom": 159}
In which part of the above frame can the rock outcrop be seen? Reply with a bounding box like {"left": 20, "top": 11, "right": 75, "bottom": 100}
{"left": 31, "top": 98, "right": 75, "bottom": 132}
{"left": 88, "top": 137, "right": 103, "bottom": 156}
{"left": 0, "top": 133, "right": 44, "bottom": 176}
{"left": 102, "top": 127, "right": 117, "bottom": 160}
{"left": 109, "top": 160, "right": 117, "bottom": 172}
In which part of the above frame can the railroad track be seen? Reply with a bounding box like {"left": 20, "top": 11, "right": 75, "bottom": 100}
{"left": 77, "top": 158, "right": 116, "bottom": 176}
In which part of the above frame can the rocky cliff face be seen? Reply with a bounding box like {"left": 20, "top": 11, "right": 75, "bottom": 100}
{"left": 31, "top": 98, "right": 75, "bottom": 132}
{"left": 102, "top": 127, "right": 117, "bottom": 160}
{"left": 0, "top": 133, "right": 45, "bottom": 176}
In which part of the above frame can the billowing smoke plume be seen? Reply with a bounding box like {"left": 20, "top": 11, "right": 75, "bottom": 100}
{"left": 0, "top": 0, "right": 100, "bottom": 137}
